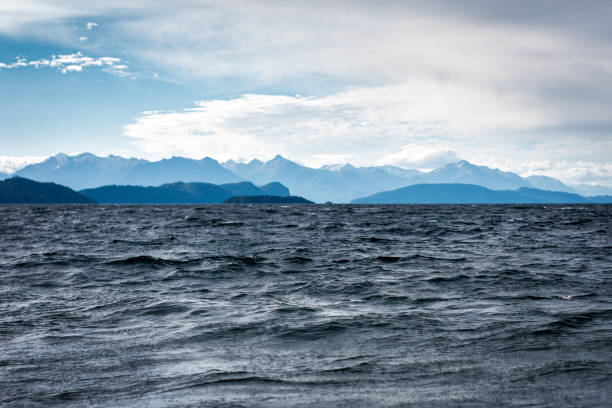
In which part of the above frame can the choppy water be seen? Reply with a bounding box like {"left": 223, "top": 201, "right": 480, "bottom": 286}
{"left": 1, "top": 204, "right": 611, "bottom": 407}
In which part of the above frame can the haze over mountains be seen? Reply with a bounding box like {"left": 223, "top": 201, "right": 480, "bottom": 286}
{"left": 5, "top": 153, "right": 612, "bottom": 203}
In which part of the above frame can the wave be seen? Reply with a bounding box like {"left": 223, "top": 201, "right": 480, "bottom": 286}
{"left": 284, "top": 256, "right": 314, "bottom": 264}
{"left": 105, "top": 255, "right": 201, "bottom": 267}
{"left": 110, "top": 237, "right": 177, "bottom": 246}
{"left": 545, "top": 309, "right": 612, "bottom": 331}
{"left": 140, "top": 302, "right": 191, "bottom": 316}
{"left": 3, "top": 204, "right": 611, "bottom": 407}
{"left": 373, "top": 254, "right": 468, "bottom": 263}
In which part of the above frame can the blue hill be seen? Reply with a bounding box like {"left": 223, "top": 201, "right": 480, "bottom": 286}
{"left": 259, "top": 182, "right": 290, "bottom": 196}
{"left": 219, "top": 181, "right": 267, "bottom": 197}
{"left": 0, "top": 177, "right": 95, "bottom": 204}
{"left": 351, "top": 184, "right": 601, "bottom": 204}
{"left": 79, "top": 181, "right": 291, "bottom": 204}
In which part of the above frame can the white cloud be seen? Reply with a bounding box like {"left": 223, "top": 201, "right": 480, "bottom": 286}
{"left": 78, "top": 36, "right": 88, "bottom": 42}
{"left": 123, "top": 82, "right": 612, "bottom": 185}
{"left": 0, "top": 156, "right": 47, "bottom": 173}
{"left": 0, "top": 1, "right": 81, "bottom": 35}
{"left": 0, "top": 1, "right": 611, "bottom": 185}
{"left": 85, "top": 21, "right": 98, "bottom": 30}
{"left": 2, "top": 2, "right": 612, "bottom": 113}
{"left": 0, "top": 52, "right": 128, "bottom": 75}
{"left": 2, "top": 2, "right": 611, "bottom": 86}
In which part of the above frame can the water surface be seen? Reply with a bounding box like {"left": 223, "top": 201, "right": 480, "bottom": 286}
{"left": 1, "top": 204, "right": 611, "bottom": 407}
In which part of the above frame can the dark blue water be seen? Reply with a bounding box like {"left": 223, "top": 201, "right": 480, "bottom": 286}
{"left": 1, "top": 204, "right": 611, "bottom": 407}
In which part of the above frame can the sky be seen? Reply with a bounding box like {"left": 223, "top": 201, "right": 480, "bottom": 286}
{"left": 1, "top": 0, "right": 611, "bottom": 185}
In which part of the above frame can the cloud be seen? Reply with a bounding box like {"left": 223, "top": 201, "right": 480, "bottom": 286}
{"left": 85, "top": 21, "right": 98, "bottom": 30}
{"left": 78, "top": 36, "right": 88, "bottom": 42}
{"left": 0, "top": 52, "right": 128, "bottom": 75}
{"left": 2, "top": 2, "right": 612, "bottom": 82}
{"left": 1, "top": 1, "right": 611, "bottom": 184}
{"left": 2, "top": 2, "right": 612, "bottom": 109}
{"left": 0, "top": 155, "right": 47, "bottom": 173}
{"left": 123, "top": 82, "right": 612, "bottom": 184}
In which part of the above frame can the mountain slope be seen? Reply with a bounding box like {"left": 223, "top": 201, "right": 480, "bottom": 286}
{"left": 0, "top": 177, "right": 95, "bottom": 203}
{"left": 525, "top": 175, "right": 576, "bottom": 193}
{"left": 219, "top": 181, "right": 267, "bottom": 197}
{"left": 352, "top": 183, "right": 590, "bottom": 204}
{"left": 259, "top": 182, "right": 290, "bottom": 196}
{"left": 422, "top": 161, "right": 529, "bottom": 190}
{"left": 80, "top": 183, "right": 232, "bottom": 204}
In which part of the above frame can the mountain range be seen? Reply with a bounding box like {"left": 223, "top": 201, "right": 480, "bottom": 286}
{"left": 4, "top": 153, "right": 611, "bottom": 203}
{"left": 352, "top": 183, "right": 612, "bottom": 204}
{"left": 2, "top": 177, "right": 610, "bottom": 204}
{"left": 14, "top": 153, "right": 241, "bottom": 190}
{"left": 80, "top": 181, "right": 290, "bottom": 204}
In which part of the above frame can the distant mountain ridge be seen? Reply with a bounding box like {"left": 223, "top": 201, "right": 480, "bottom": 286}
{"left": 352, "top": 183, "right": 612, "bottom": 204}
{"left": 80, "top": 181, "right": 290, "bottom": 204}
{"left": 9, "top": 152, "right": 611, "bottom": 202}
{"left": 16, "top": 153, "right": 240, "bottom": 190}
{"left": 420, "top": 161, "right": 529, "bottom": 190}
{"left": 16, "top": 153, "right": 145, "bottom": 190}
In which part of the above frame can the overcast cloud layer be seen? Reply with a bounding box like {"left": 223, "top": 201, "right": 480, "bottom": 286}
{"left": 1, "top": 0, "right": 611, "bottom": 185}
